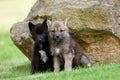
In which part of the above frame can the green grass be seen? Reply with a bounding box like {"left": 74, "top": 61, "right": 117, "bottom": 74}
{"left": 0, "top": 34, "right": 30, "bottom": 79}
{"left": 0, "top": 0, "right": 120, "bottom": 80}
{"left": 0, "top": 33, "right": 120, "bottom": 80}
{"left": 0, "top": 35, "right": 120, "bottom": 80}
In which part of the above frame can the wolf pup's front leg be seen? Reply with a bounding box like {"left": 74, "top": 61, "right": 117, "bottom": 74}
{"left": 53, "top": 56, "right": 60, "bottom": 72}
{"left": 31, "top": 55, "right": 40, "bottom": 74}
{"left": 64, "top": 53, "right": 74, "bottom": 71}
{"left": 31, "top": 45, "right": 41, "bottom": 74}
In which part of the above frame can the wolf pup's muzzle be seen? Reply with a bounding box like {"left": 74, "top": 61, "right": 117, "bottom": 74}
{"left": 54, "top": 35, "right": 62, "bottom": 42}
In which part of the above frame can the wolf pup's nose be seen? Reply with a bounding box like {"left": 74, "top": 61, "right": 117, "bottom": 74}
{"left": 56, "top": 36, "right": 59, "bottom": 39}
{"left": 55, "top": 36, "right": 61, "bottom": 42}
{"left": 39, "top": 39, "right": 42, "bottom": 43}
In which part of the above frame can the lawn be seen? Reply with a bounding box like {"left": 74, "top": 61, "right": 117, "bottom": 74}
{"left": 0, "top": 0, "right": 120, "bottom": 80}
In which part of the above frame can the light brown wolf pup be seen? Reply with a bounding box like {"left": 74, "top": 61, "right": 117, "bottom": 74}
{"left": 47, "top": 19, "right": 91, "bottom": 72}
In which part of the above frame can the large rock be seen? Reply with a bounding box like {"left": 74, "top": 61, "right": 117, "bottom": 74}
{"left": 10, "top": 0, "right": 120, "bottom": 65}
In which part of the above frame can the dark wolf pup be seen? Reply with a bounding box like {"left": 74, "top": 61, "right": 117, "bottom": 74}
{"left": 47, "top": 19, "right": 92, "bottom": 72}
{"left": 28, "top": 19, "right": 53, "bottom": 74}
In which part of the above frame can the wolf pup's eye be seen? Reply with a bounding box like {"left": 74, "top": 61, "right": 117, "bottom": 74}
{"left": 51, "top": 30, "right": 55, "bottom": 32}
{"left": 60, "top": 30, "right": 64, "bottom": 32}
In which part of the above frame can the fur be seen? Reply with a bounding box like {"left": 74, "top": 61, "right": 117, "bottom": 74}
{"left": 28, "top": 19, "right": 53, "bottom": 74}
{"left": 47, "top": 20, "right": 92, "bottom": 72}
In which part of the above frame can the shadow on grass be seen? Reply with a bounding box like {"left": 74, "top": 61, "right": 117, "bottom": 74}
{"left": 12, "top": 62, "right": 30, "bottom": 72}
{"left": 0, "top": 62, "right": 30, "bottom": 79}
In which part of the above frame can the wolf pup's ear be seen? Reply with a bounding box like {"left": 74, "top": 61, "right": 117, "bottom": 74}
{"left": 28, "top": 22, "right": 35, "bottom": 32}
{"left": 47, "top": 20, "right": 52, "bottom": 28}
{"left": 64, "top": 18, "right": 69, "bottom": 26}
{"left": 42, "top": 19, "right": 48, "bottom": 30}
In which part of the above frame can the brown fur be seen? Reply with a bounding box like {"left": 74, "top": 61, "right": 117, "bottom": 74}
{"left": 47, "top": 20, "right": 91, "bottom": 72}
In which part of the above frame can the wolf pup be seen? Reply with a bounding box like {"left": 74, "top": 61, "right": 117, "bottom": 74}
{"left": 28, "top": 19, "right": 53, "bottom": 74}
{"left": 47, "top": 19, "right": 92, "bottom": 72}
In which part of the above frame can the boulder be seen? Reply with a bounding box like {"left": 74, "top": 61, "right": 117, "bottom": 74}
{"left": 10, "top": 0, "right": 120, "bottom": 65}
